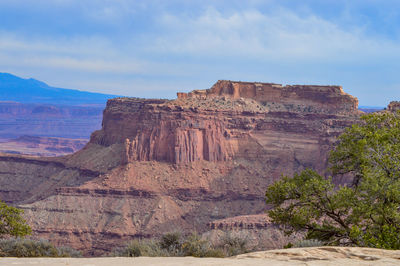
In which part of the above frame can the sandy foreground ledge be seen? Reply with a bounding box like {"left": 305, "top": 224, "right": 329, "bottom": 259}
{"left": 1, "top": 247, "right": 400, "bottom": 266}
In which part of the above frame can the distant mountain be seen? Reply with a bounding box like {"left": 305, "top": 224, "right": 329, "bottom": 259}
{"left": 0, "top": 73, "right": 120, "bottom": 105}
{"left": 359, "top": 106, "right": 384, "bottom": 113}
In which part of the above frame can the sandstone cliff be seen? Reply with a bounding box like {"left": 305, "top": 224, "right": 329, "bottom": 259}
{"left": 0, "top": 80, "right": 361, "bottom": 255}
{"left": 180, "top": 80, "right": 358, "bottom": 114}
{"left": 388, "top": 101, "right": 400, "bottom": 112}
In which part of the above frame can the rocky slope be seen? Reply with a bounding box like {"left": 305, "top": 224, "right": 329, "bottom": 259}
{"left": 0, "top": 80, "right": 361, "bottom": 255}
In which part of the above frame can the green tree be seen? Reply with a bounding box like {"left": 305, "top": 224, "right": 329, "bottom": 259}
{"left": 265, "top": 111, "right": 400, "bottom": 249}
{"left": 0, "top": 200, "right": 31, "bottom": 238}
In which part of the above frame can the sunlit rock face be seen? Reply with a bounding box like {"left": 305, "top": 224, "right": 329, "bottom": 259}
{"left": 388, "top": 101, "right": 400, "bottom": 112}
{"left": 0, "top": 80, "right": 361, "bottom": 255}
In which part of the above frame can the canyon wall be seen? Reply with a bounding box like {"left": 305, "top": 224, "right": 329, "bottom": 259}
{"left": 0, "top": 80, "right": 361, "bottom": 255}
{"left": 92, "top": 80, "right": 359, "bottom": 165}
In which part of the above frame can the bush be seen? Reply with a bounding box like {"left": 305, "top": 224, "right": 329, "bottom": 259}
{"left": 56, "top": 246, "right": 83, "bottom": 257}
{"left": 113, "top": 239, "right": 168, "bottom": 257}
{"left": 114, "top": 232, "right": 242, "bottom": 258}
{"left": 217, "top": 232, "right": 248, "bottom": 256}
{"left": 0, "top": 238, "right": 81, "bottom": 257}
{"left": 293, "top": 239, "right": 325, "bottom": 248}
{"left": 159, "top": 232, "right": 184, "bottom": 256}
{"left": 182, "top": 233, "right": 224, "bottom": 258}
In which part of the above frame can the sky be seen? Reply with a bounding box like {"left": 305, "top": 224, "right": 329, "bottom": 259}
{"left": 0, "top": 0, "right": 399, "bottom": 106}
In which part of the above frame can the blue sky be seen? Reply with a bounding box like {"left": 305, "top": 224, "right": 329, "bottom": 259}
{"left": 0, "top": 0, "right": 399, "bottom": 106}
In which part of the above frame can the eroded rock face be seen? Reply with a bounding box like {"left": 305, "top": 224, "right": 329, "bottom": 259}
{"left": 91, "top": 80, "right": 359, "bottom": 165}
{"left": 0, "top": 80, "right": 361, "bottom": 255}
{"left": 388, "top": 101, "right": 400, "bottom": 112}
{"left": 179, "top": 80, "right": 359, "bottom": 114}
{"left": 91, "top": 98, "right": 236, "bottom": 164}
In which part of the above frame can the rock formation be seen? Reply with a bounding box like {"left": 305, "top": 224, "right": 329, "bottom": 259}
{"left": 0, "top": 80, "right": 361, "bottom": 255}
{"left": 388, "top": 101, "right": 400, "bottom": 112}
{"left": 180, "top": 80, "right": 358, "bottom": 114}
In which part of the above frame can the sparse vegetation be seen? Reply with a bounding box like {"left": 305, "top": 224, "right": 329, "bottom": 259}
{"left": 113, "top": 231, "right": 249, "bottom": 257}
{"left": 266, "top": 111, "right": 400, "bottom": 249}
{"left": 217, "top": 232, "right": 249, "bottom": 256}
{"left": 0, "top": 238, "right": 81, "bottom": 257}
{"left": 285, "top": 239, "right": 325, "bottom": 248}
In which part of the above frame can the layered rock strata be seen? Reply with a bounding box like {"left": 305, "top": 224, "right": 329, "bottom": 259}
{"left": 0, "top": 80, "right": 361, "bottom": 255}
{"left": 388, "top": 101, "right": 400, "bottom": 112}
{"left": 178, "top": 80, "right": 358, "bottom": 114}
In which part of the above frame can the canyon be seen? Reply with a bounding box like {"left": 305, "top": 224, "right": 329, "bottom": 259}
{"left": 0, "top": 102, "right": 102, "bottom": 156}
{"left": 0, "top": 80, "right": 363, "bottom": 255}
{"left": 0, "top": 102, "right": 103, "bottom": 140}
{"left": 0, "top": 136, "right": 87, "bottom": 156}
{"left": 0, "top": 73, "right": 118, "bottom": 155}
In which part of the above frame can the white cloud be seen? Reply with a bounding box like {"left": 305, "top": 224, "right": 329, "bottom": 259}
{"left": 0, "top": 33, "right": 118, "bottom": 57}
{"left": 0, "top": 1, "right": 399, "bottom": 105}
{"left": 150, "top": 7, "right": 400, "bottom": 63}
{"left": 0, "top": 33, "right": 150, "bottom": 74}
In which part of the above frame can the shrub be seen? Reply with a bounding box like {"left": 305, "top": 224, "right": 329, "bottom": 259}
{"left": 182, "top": 233, "right": 224, "bottom": 258}
{"left": 56, "top": 246, "right": 83, "bottom": 257}
{"left": 293, "top": 239, "right": 325, "bottom": 248}
{"left": 114, "top": 232, "right": 243, "bottom": 258}
{"left": 159, "top": 232, "right": 183, "bottom": 256}
{"left": 0, "top": 238, "right": 81, "bottom": 257}
{"left": 113, "top": 239, "right": 167, "bottom": 257}
{"left": 217, "top": 232, "right": 249, "bottom": 256}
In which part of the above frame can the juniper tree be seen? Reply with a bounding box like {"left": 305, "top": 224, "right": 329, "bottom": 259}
{"left": 266, "top": 111, "right": 400, "bottom": 249}
{"left": 0, "top": 200, "right": 31, "bottom": 238}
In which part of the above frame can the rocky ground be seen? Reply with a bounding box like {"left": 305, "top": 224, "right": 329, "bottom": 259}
{"left": 169, "top": 95, "right": 268, "bottom": 112}
{"left": 1, "top": 247, "right": 400, "bottom": 265}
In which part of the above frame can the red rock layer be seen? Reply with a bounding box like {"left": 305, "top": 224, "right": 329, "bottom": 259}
{"left": 0, "top": 80, "right": 362, "bottom": 255}
{"left": 179, "top": 80, "right": 359, "bottom": 114}
{"left": 388, "top": 101, "right": 400, "bottom": 112}
{"left": 90, "top": 98, "right": 236, "bottom": 164}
